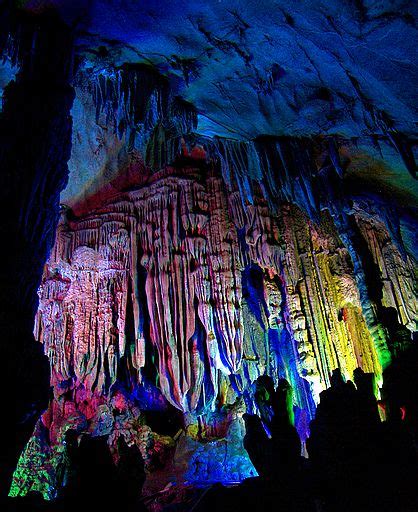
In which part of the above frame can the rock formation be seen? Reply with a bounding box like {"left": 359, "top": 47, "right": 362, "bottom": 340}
{"left": 11, "top": 135, "right": 416, "bottom": 498}
{"left": 2, "top": 1, "right": 417, "bottom": 506}
{"left": 34, "top": 163, "right": 398, "bottom": 412}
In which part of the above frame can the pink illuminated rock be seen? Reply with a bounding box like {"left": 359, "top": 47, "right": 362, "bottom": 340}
{"left": 35, "top": 165, "right": 415, "bottom": 415}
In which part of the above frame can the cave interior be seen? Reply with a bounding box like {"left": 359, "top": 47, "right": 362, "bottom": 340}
{"left": 0, "top": 1, "right": 417, "bottom": 511}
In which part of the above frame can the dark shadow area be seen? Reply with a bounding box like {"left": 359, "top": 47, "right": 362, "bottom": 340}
{"left": 6, "top": 433, "right": 147, "bottom": 512}
{"left": 4, "top": 341, "right": 417, "bottom": 512}
{"left": 195, "top": 346, "right": 418, "bottom": 512}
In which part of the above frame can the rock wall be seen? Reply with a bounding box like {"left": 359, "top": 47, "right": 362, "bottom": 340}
{"left": 0, "top": 5, "right": 75, "bottom": 496}
{"left": 11, "top": 151, "right": 417, "bottom": 499}
{"left": 35, "top": 162, "right": 416, "bottom": 413}
{"left": 3, "top": 1, "right": 417, "bottom": 504}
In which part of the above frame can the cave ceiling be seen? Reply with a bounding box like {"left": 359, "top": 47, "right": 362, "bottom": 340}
{"left": 2, "top": 0, "right": 417, "bottom": 210}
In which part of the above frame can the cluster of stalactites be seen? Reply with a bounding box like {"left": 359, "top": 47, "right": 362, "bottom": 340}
{"left": 82, "top": 64, "right": 197, "bottom": 169}
{"left": 132, "top": 173, "right": 244, "bottom": 412}
{"left": 35, "top": 164, "right": 417, "bottom": 416}
{"left": 352, "top": 203, "right": 417, "bottom": 331}
{"left": 83, "top": 56, "right": 417, "bottom": 187}
{"left": 34, "top": 207, "right": 137, "bottom": 395}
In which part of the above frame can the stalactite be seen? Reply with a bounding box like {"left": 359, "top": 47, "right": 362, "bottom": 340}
{"left": 36, "top": 209, "right": 136, "bottom": 396}
{"left": 135, "top": 173, "right": 215, "bottom": 412}
{"left": 19, "top": 136, "right": 417, "bottom": 499}
{"left": 278, "top": 207, "right": 382, "bottom": 394}
{"left": 82, "top": 64, "right": 197, "bottom": 169}
{"left": 353, "top": 205, "right": 417, "bottom": 331}
{"left": 205, "top": 137, "right": 319, "bottom": 222}
{"left": 33, "top": 155, "right": 414, "bottom": 422}
{"left": 310, "top": 154, "right": 394, "bottom": 373}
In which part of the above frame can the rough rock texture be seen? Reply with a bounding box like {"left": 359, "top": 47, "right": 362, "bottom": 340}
{"left": 14, "top": 1, "right": 410, "bottom": 212}
{"left": 20, "top": 1, "right": 418, "bottom": 143}
{"left": 9, "top": 390, "right": 174, "bottom": 500}
{"left": 10, "top": 137, "right": 413, "bottom": 487}
{"left": 4, "top": 0, "right": 418, "bottom": 504}
{"left": 12, "top": 145, "right": 417, "bottom": 498}
{"left": 37, "top": 157, "right": 417, "bottom": 392}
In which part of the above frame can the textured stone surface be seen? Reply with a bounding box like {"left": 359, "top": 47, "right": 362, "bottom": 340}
{"left": 10, "top": 141, "right": 418, "bottom": 504}
{"left": 20, "top": 1, "right": 418, "bottom": 142}
{"left": 4, "top": 1, "right": 417, "bottom": 504}
{"left": 29, "top": 153, "right": 416, "bottom": 438}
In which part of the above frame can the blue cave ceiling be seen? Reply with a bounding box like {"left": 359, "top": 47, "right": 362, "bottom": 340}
{"left": 22, "top": 0, "right": 418, "bottom": 139}
{"left": 2, "top": 1, "right": 415, "bottom": 209}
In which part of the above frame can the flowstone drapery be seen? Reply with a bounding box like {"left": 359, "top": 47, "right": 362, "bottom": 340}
{"left": 34, "top": 162, "right": 416, "bottom": 416}
{"left": 11, "top": 150, "right": 417, "bottom": 499}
